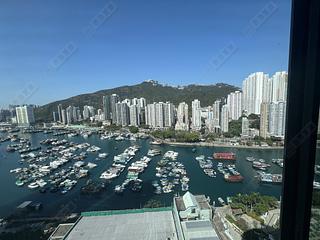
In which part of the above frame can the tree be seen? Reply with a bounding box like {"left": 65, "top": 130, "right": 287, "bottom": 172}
{"left": 228, "top": 119, "right": 242, "bottom": 137}
{"left": 143, "top": 199, "right": 162, "bottom": 208}
{"left": 128, "top": 126, "right": 139, "bottom": 133}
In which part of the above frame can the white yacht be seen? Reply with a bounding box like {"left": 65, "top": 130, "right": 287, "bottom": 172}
{"left": 28, "top": 182, "right": 39, "bottom": 189}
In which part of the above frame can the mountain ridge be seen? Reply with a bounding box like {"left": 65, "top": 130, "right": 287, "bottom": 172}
{"left": 35, "top": 80, "right": 240, "bottom": 121}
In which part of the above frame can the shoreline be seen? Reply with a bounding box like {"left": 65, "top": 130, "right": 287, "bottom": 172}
{"left": 159, "top": 140, "right": 284, "bottom": 150}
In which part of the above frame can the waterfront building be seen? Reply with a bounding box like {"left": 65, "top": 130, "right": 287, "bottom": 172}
{"left": 131, "top": 98, "right": 138, "bottom": 106}
{"left": 145, "top": 103, "right": 156, "bottom": 128}
{"left": 73, "top": 106, "right": 81, "bottom": 122}
{"left": 270, "top": 71, "right": 288, "bottom": 102}
{"left": 57, "top": 104, "right": 63, "bottom": 122}
{"left": 155, "top": 102, "right": 165, "bottom": 128}
{"left": 52, "top": 111, "right": 59, "bottom": 122}
{"left": 110, "top": 94, "right": 120, "bottom": 124}
{"left": 115, "top": 102, "right": 130, "bottom": 126}
{"left": 227, "top": 91, "right": 242, "bottom": 120}
{"left": 212, "top": 100, "right": 221, "bottom": 126}
{"left": 15, "top": 105, "right": 35, "bottom": 126}
{"left": 76, "top": 109, "right": 82, "bottom": 121}
{"left": 260, "top": 102, "right": 269, "bottom": 139}
{"left": 0, "top": 109, "right": 11, "bottom": 122}
{"left": 269, "top": 101, "right": 286, "bottom": 138}
{"left": 138, "top": 97, "right": 146, "bottom": 108}
{"left": 123, "top": 98, "right": 131, "bottom": 106}
{"left": 61, "top": 109, "right": 67, "bottom": 125}
{"left": 241, "top": 117, "right": 250, "bottom": 137}
{"left": 145, "top": 102, "right": 174, "bottom": 129}
{"left": 82, "top": 105, "right": 95, "bottom": 120}
{"left": 220, "top": 104, "right": 229, "bottom": 133}
{"left": 164, "top": 102, "right": 175, "bottom": 127}
{"left": 129, "top": 104, "right": 140, "bottom": 127}
{"left": 242, "top": 72, "right": 269, "bottom": 114}
{"left": 102, "top": 95, "right": 111, "bottom": 120}
{"left": 175, "top": 102, "right": 189, "bottom": 131}
{"left": 66, "top": 106, "right": 73, "bottom": 124}
{"left": 205, "top": 106, "right": 219, "bottom": 132}
{"left": 191, "top": 99, "right": 202, "bottom": 131}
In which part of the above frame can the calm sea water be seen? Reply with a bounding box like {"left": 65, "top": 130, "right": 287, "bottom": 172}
{"left": 0, "top": 132, "right": 318, "bottom": 218}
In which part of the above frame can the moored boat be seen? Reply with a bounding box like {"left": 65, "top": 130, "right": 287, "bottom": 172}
{"left": 224, "top": 174, "right": 244, "bottom": 182}
{"left": 213, "top": 152, "right": 236, "bottom": 160}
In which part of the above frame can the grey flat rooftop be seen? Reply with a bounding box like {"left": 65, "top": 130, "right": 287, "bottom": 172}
{"left": 65, "top": 210, "right": 177, "bottom": 240}
{"left": 181, "top": 220, "right": 219, "bottom": 240}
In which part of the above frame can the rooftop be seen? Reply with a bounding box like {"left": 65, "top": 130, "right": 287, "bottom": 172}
{"left": 175, "top": 193, "right": 211, "bottom": 211}
{"left": 64, "top": 208, "right": 177, "bottom": 240}
{"left": 49, "top": 223, "right": 74, "bottom": 240}
{"left": 181, "top": 220, "right": 219, "bottom": 240}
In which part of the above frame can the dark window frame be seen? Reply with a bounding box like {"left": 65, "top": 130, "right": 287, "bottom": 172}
{"left": 280, "top": 0, "right": 320, "bottom": 239}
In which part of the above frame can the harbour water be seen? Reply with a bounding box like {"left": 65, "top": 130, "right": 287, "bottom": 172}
{"left": 0, "top": 131, "right": 318, "bottom": 218}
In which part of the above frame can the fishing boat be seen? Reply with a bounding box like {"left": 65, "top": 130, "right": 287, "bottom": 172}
{"left": 15, "top": 179, "right": 25, "bottom": 187}
{"left": 147, "top": 149, "right": 161, "bottom": 157}
{"left": 224, "top": 174, "right": 244, "bottom": 183}
{"left": 195, "top": 155, "right": 205, "bottom": 161}
{"left": 150, "top": 140, "right": 163, "bottom": 145}
{"left": 28, "top": 182, "right": 39, "bottom": 189}
{"left": 246, "top": 156, "right": 255, "bottom": 162}
{"left": 260, "top": 173, "right": 282, "bottom": 184}
{"left": 98, "top": 153, "right": 108, "bottom": 158}
{"left": 213, "top": 152, "right": 236, "bottom": 160}
{"left": 114, "top": 185, "right": 124, "bottom": 194}
{"left": 87, "top": 162, "right": 97, "bottom": 169}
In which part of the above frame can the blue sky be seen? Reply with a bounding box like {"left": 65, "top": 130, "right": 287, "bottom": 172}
{"left": 0, "top": 0, "right": 291, "bottom": 107}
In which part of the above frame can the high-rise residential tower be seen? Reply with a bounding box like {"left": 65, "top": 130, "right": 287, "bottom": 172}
{"left": 221, "top": 105, "right": 229, "bottom": 133}
{"left": 15, "top": 105, "right": 35, "bottom": 126}
{"left": 57, "top": 104, "right": 63, "bottom": 122}
{"left": 241, "top": 117, "right": 250, "bottom": 137}
{"left": 227, "top": 91, "right": 242, "bottom": 120}
{"left": 191, "top": 99, "right": 202, "bottom": 131}
{"left": 110, "top": 94, "right": 120, "bottom": 123}
{"left": 129, "top": 104, "right": 140, "bottom": 127}
{"left": 260, "top": 102, "right": 269, "bottom": 139}
{"left": 175, "top": 102, "right": 189, "bottom": 131}
{"left": 242, "top": 72, "right": 269, "bottom": 115}
{"left": 102, "top": 95, "right": 111, "bottom": 120}
{"left": 269, "top": 101, "right": 286, "bottom": 138}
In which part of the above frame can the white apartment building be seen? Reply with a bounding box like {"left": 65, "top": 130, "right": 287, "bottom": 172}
{"left": 191, "top": 99, "right": 202, "bottom": 131}
{"left": 16, "top": 105, "right": 35, "bottom": 126}
{"left": 221, "top": 105, "right": 229, "bottom": 133}
{"left": 227, "top": 91, "right": 242, "bottom": 120}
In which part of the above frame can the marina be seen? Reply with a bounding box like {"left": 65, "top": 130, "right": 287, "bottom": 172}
{"left": 0, "top": 129, "right": 319, "bottom": 218}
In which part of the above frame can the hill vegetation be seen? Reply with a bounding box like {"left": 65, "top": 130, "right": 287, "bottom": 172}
{"left": 34, "top": 80, "right": 239, "bottom": 121}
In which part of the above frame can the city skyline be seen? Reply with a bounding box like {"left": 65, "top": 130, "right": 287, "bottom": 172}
{"left": 45, "top": 70, "right": 288, "bottom": 139}
{"left": 0, "top": 0, "right": 291, "bottom": 108}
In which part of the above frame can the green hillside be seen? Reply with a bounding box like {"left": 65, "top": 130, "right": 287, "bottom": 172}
{"left": 35, "top": 80, "right": 240, "bottom": 121}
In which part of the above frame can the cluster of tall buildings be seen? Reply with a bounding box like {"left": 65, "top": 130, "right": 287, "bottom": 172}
{"left": 220, "top": 71, "right": 288, "bottom": 138}
{"left": 54, "top": 104, "right": 98, "bottom": 125}
{"left": 101, "top": 94, "right": 147, "bottom": 127}
{"left": 51, "top": 71, "right": 288, "bottom": 139}
{"left": 0, "top": 105, "right": 35, "bottom": 126}
{"left": 145, "top": 102, "right": 175, "bottom": 128}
